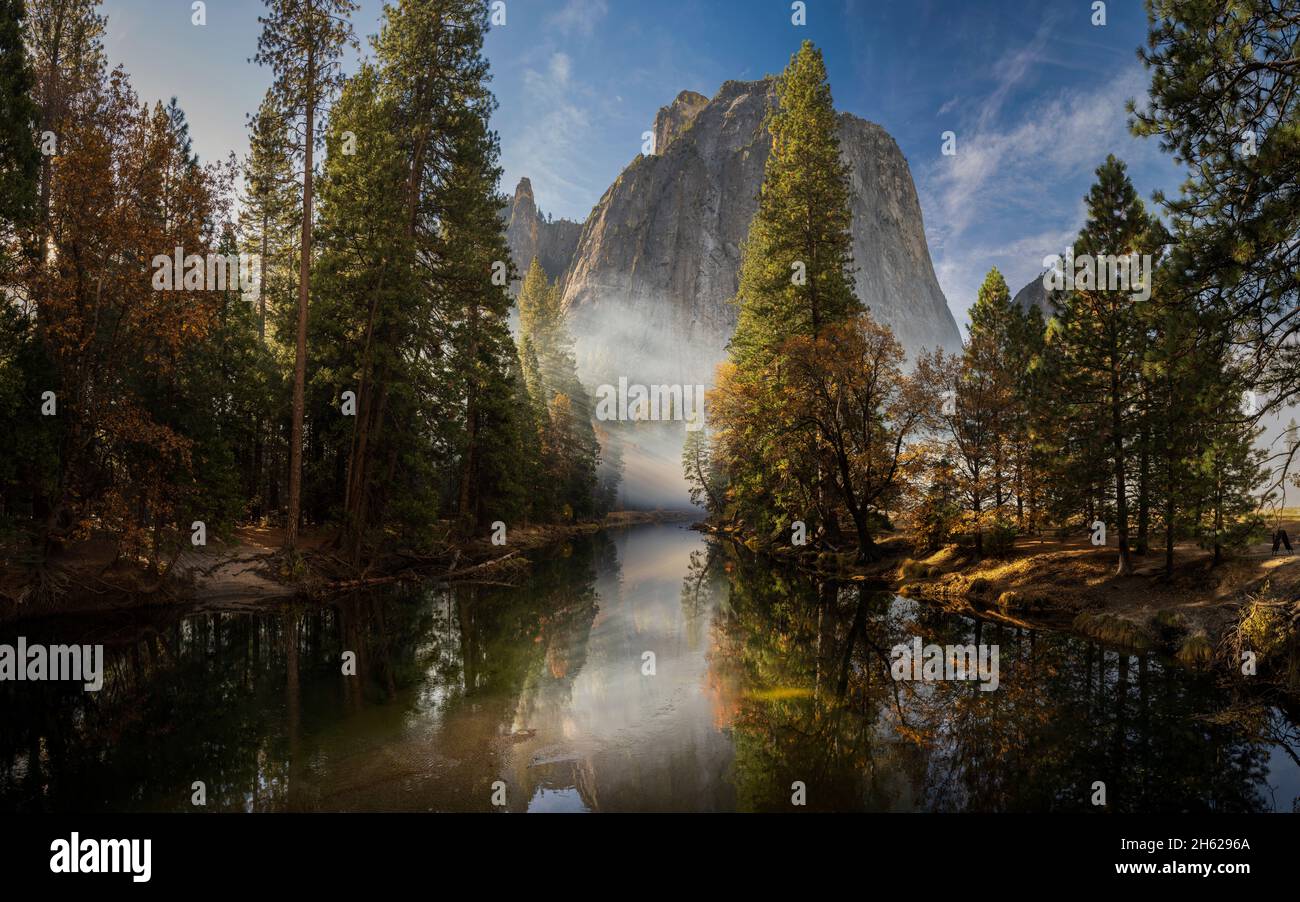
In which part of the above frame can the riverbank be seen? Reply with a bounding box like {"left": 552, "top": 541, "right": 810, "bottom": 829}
{"left": 699, "top": 521, "right": 1300, "bottom": 690}
{"left": 10, "top": 518, "right": 1296, "bottom": 814}
{"left": 895, "top": 534, "right": 1299, "bottom": 682}
{"left": 0, "top": 510, "right": 696, "bottom": 624}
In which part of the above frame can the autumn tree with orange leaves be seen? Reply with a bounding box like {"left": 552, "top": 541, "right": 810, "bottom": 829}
{"left": 30, "top": 68, "right": 232, "bottom": 566}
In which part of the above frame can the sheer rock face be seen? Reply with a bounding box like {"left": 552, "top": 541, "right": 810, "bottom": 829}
{"left": 504, "top": 176, "right": 583, "bottom": 284}
{"left": 549, "top": 77, "right": 961, "bottom": 392}
{"left": 506, "top": 79, "right": 963, "bottom": 506}
{"left": 652, "top": 90, "right": 709, "bottom": 155}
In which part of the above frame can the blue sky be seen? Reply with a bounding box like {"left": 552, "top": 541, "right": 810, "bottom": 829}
{"left": 97, "top": 0, "right": 1183, "bottom": 327}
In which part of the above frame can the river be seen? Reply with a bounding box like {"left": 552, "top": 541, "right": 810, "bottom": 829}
{"left": 2, "top": 522, "right": 1298, "bottom": 812}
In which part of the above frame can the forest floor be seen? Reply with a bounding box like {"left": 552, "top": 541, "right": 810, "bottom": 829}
{"left": 0, "top": 509, "right": 695, "bottom": 624}
{"left": 702, "top": 518, "right": 1299, "bottom": 682}
{"left": 894, "top": 525, "right": 1300, "bottom": 672}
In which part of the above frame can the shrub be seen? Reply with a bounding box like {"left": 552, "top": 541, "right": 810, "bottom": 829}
{"left": 984, "top": 521, "right": 1018, "bottom": 557}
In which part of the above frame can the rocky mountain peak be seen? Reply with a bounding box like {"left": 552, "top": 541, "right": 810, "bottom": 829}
{"left": 504, "top": 177, "right": 582, "bottom": 285}
{"left": 558, "top": 78, "right": 960, "bottom": 392}
{"left": 513, "top": 176, "right": 534, "bottom": 202}
{"left": 504, "top": 78, "right": 963, "bottom": 506}
{"left": 653, "top": 90, "right": 709, "bottom": 154}
{"left": 1013, "top": 274, "right": 1053, "bottom": 318}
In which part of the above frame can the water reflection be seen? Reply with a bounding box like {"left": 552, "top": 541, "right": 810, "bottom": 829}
{"left": 1, "top": 523, "right": 1297, "bottom": 812}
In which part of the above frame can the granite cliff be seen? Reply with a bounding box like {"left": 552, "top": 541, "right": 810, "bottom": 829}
{"left": 504, "top": 78, "right": 963, "bottom": 505}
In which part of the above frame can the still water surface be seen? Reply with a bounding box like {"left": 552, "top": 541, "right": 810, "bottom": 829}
{"left": 2, "top": 523, "right": 1298, "bottom": 812}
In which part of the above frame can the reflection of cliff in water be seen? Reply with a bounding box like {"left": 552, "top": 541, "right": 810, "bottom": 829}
{"left": 1, "top": 524, "right": 1296, "bottom": 813}
{"left": 503, "top": 525, "right": 735, "bottom": 812}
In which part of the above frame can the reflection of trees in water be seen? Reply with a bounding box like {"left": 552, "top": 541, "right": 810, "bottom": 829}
{"left": 682, "top": 545, "right": 725, "bottom": 650}
{"left": 4, "top": 532, "right": 1294, "bottom": 813}
{"left": 0, "top": 596, "right": 439, "bottom": 812}
{"left": 713, "top": 541, "right": 1289, "bottom": 812}
{"left": 0, "top": 536, "right": 609, "bottom": 813}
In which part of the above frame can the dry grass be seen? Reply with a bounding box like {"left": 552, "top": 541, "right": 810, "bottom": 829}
{"left": 1235, "top": 589, "right": 1297, "bottom": 661}
{"left": 901, "top": 527, "right": 1300, "bottom": 644}
{"left": 1176, "top": 631, "right": 1214, "bottom": 669}
{"left": 1073, "top": 611, "right": 1154, "bottom": 652}
{"left": 891, "top": 526, "right": 1300, "bottom": 687}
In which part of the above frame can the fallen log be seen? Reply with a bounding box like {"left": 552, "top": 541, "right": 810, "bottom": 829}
{"left": 446, "top": 550, "right": 524, "bottom": 579}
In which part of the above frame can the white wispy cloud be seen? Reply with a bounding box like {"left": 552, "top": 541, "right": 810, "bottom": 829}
{"left": 919, "top": 60, "right": 1157, "bottom": 326}
{"left": 973, "top": 17, "right": 1057, "bottom": 132}
{"left": 506, "top": 51, "right": 602, "bottom": 218}
{"left": 548, "top": 0, "right": 609, "bottom": 37}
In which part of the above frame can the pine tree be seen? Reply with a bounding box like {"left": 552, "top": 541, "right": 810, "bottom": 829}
{"left": 517, "top": 334, "right": 554, "bottom": 519}
{"left": 965, "top": 267, "right": 1016, "bottom": 518}
{"left": 1134, "top": 1, "right": 1300, "bottom": 417}
{"left": 241, "top": 93, "right": 297, "bottom": 343}
{"left": 713, "top": 41, "right": 862, "bottom": 545}
{"left": 23, "top": 0, "right": 104, "bottom": 240}
{"left": 516, "top": 257, "right": 599, "bottom": 520}
{"left": 254, "top": 0, "right": 357, "bottom": 551}
{"left": 1046, "top": 155, "right": 1161, "bottom": 575}
{"left": 0, "top": 0, "right": 42, "bottom": 531}
{"left": 312, "top": 60, "right": 418, "bottom": 558}
{"left": 437, "top": 111, "right": 526, "bottom": 532}
{"left": 682, "top": 426, "right": 721, "bottom": 513}
{"left": 1193, "top": 361, "right": 1268, "bottom": 564}
{"left": 1006, "top": 301, "right": 1048, "bottom": 531}
{"left": 728, "top": 40, "right": 858, "bottom": 367}
{"left": 940, "top": 333, "right": 1000, "bottom": 557}
{"left": 0, "top": 0, "right": 39, "bottom": 238}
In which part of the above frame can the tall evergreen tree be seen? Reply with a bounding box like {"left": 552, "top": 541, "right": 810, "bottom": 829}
{"left": 728, "top": 40, "right": 858, "bottom": 367}
{"left": 0, "top": 0, "right": 42, "bottom": 531}
{"left": 516, "top": 257, "right": 599, "bottom": 521}
{"left": 438, "top": 112, "right": 526, "bottom": 532}
{"left": 1134, "top": 0, "right": 1300, "bottom": 434}
{"left": 311, "top": 62, "right": 409, "bottom": 558}
{"left": 713, "top": 41, "right": 862, "bottom": 544}
{"left": 0, "top": 0, "right": 39, "bottom": 239}
{"left": 23, "top": 0, "right": 104, "bottom": 242}
{"left": 254, "top": 0, "right": 357, "bottom": 551}
{"left": 241, "top": 93, "right": 297, "bottom": 344}
{"left": 1007, "top": 301, "right": 1048, "bottom": 531}
{"left": 1046, "top": 155, "right": 1161, "bottom": 575}
{"left": 964, "top": 267, "right": 1016, "bottom": 517}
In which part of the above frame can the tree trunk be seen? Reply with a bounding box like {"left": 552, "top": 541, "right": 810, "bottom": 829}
{"left": 1136, "top": 423, "right": 1150, "bottom": 555}
{"left": 1111, "top": 365, "right": 1132, "bottom": 575}
{"left": 1213, "top": 485, "right": 1223, "bottom": 565}
{"left": 457, "top": 301, "right": 482, "bottom": 530}
{"left": 1164, "top": 453, "right": 1175, "bottom": 578}
{"left": 259, "top": 210, "right": 268, "bottom": 342}
{"left": 286, "top": 66, "right": 315, "bottom": 552}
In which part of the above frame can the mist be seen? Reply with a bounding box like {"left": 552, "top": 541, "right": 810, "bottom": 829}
{"left": 565, "top": 292, "right": 730, "bottom": 511}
